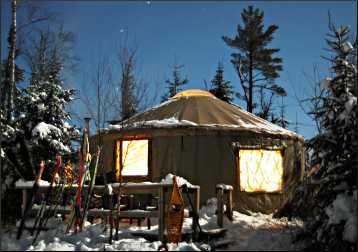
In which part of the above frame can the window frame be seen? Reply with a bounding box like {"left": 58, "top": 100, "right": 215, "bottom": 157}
{"left": 236, "top": 147, "right": 285, "bottom": 194}
{"left": 114, "top": 137, "right": 152, "bottom": 182}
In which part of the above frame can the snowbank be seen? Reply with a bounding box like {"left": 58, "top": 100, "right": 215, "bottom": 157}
{"left": 199, "top": 198, "right": 222, "bottom": 219}
{"left": 1, "top": 200, "right": 303, "bottom": 251}
{"left": 223, "top": 211, "right": 303, "bottom": 251}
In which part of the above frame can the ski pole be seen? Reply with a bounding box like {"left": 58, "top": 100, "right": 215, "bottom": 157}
{"left": 80, "top": 147, "right": 101, "bottom": 229}
{"left": 17, "top": 160, "right": 45, "bottom": 240}
{"left": 32, "top": 155, "right": 63, "bottom": 244}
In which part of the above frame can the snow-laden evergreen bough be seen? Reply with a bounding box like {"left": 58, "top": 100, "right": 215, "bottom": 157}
{"left": 290, "top": 23, "right": 357, "bottom": 251}
{"left": 1, "top": 74, "right": 79, "bottom": 196}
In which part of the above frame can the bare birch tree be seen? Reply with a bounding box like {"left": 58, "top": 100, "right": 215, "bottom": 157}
{"left": 79, "top": 55, "right": 117, "bottom": 145}
{"left": 5, "top": 0, "right": 17, "bottom": 122}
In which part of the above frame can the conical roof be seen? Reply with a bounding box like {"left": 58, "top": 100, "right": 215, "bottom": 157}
{"left": 110, "top": 89, "right": 302, "bottom": 139}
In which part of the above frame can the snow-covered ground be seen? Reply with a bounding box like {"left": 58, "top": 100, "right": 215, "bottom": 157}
{"left": 1, "top": 197, "right": 303, "bottom": 251}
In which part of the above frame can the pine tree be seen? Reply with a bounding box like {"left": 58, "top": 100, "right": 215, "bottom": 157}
{"left": 302, "top": 23, "right": 357, "bottom": 251}
{"left": 269, "top": 96, "right": 289, "bottom": 128}
{"left": 0, "top": 57, "right": 24, "bottom": 115}
{"left": 209, "top": 61, "right": 234, "bottom": 103}
{"left": 1, "top": 0, "right": 25, "bottom": 200}
{"left": 277, "top": 97, "right": 289, "bottom": 129}
{"left": 278, "top": 21, "right": 357, "bottom": 251}
{"left": 1, "top": 27, "right": 79, "bottom": 184}
{"left": 119, "top": 47, "right": 139, "bottom": 120}
{"left": 10, "top": 64, "right": 78, "bottom": 180}
{"left": 161, "top": 63, "right": 189, "bottom": 101}
{"left": 222, "top": 5, "right": 285, "bottom": 114}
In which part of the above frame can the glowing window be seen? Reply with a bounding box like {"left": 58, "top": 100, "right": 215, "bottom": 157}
{"left": 239, "top": 149, "right": 283, "bottom": 192}
{"left": 115, "top": 139, "right": 149, "bottom": 178}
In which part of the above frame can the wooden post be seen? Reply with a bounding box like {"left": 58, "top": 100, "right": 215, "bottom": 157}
{"left": 158, "top": 185, "right": 165, "bottom": 242}
{"left": 226, "top": 188, "right": 233, "bottom": 221}
{"left": 129, "top": 195, "right": 134, "bottom": 224}
{"left": 22, "top": 189, "right": 27, "bottom": 216}
{"left": 192, "top": 187, "right": 200, "bottom": 233}
{"left": 194, "top": 188, "right": 200, "bottom": 216}
{"left": 216, "top": 187, "right": 224, "bottom": 228}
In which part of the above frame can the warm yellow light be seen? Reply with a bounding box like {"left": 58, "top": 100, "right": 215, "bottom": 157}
{"left": 172, "top": 89, "right": 214, "bottom": 98}
{"left": 116, "top": 139, "right": 149, "bottom": 178}
{"left": 239, "top": 149, "right": 283, "bottom": 192}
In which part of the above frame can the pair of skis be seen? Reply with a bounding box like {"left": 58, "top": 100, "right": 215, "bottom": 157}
{"left": 17, "top": 155, "right": 69, "bottom": 243}
{"left": 80, "top": 146, "right": 101, "bottom": 229}
{"left": 31, "top": 154, "right": 65, "bottom": 244}
{"left": 65, "top": 150, "right": 87, "bottom": 234}
{"left": 66, "top": 146, "right": 101, "bottom": 233}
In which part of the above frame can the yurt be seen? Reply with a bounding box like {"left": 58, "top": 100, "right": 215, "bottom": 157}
{"left": 90, "top": 89, "right": 305, "bottom": 214}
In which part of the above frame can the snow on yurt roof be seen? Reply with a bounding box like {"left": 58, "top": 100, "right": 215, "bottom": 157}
{"left": 109, "top": 89, "right": 302, "bottom": 139}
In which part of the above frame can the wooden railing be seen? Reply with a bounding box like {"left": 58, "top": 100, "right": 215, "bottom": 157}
{"left": 16, "top": 182, "right": 200, "bottom": 242}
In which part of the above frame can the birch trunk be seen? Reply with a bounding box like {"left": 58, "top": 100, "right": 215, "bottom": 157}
{"left": 7, "top": 0, "right": 17, "bottom": 121}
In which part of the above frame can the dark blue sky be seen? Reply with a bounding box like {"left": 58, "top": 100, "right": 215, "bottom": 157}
{"left": 1, "top": 1, "right": 356, "bottom": 139}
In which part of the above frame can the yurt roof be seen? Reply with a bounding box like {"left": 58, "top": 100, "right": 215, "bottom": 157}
{"left": 109, "top": 89, "right": 302, "bottom": 139}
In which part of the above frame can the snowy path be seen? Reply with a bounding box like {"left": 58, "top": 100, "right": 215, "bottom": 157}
{"left": 220, "top": 212, "right": 303, "bottom": 251}
{"left": 1, "top": 201, "right": 303, "bottom": 251}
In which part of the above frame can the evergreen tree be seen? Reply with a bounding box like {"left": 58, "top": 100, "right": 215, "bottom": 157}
{"left": 161, "top": 63, "right": 189, "bottom": 101}
{"left": 23, "top": 28, "right": 77, "bottom": 83}
{"left": 209, "top": 61, "right": 234, "bottom": 102}
{"left": 1, "top": 25, "right": 79, "bottom": 191}
{"left": 260, "top": 96, "right": 289, "bottom": 128}
{"left": 119, "top": 47, "right": 139, "bottom": 120}
{"left": 222, "top": 5, "right": 285, "bottom": 115}
{"left": 277, "top": 97, "right": 289, "bottom": 129}
{"left": 3, "top": 61, "right": 78, "bottom": 181}
{"left": 302, "top": 23, "right": 357, "bottom": 251}
{"left": 0, "top": 57, "right": 24, "bottom": 114}
{"left": 277, "top": 21, "right": 357, "bottom": 251}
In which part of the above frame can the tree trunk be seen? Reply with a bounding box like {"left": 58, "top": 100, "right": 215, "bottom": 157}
{"left": 248, "top": 52, "right": 253, "bottom": 113}
{"left": 7, "top": 0, "right": 17, "bottom": 121}
{"left": 97, "top": 69, "right": 102, "bottom": 147}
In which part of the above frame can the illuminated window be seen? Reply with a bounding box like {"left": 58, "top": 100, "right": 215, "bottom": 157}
{"left": 239, "top": 149, "right": 283, "bottom": 193}
{"left": 115, "top": 139, "right": 149, "bottom": 179}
